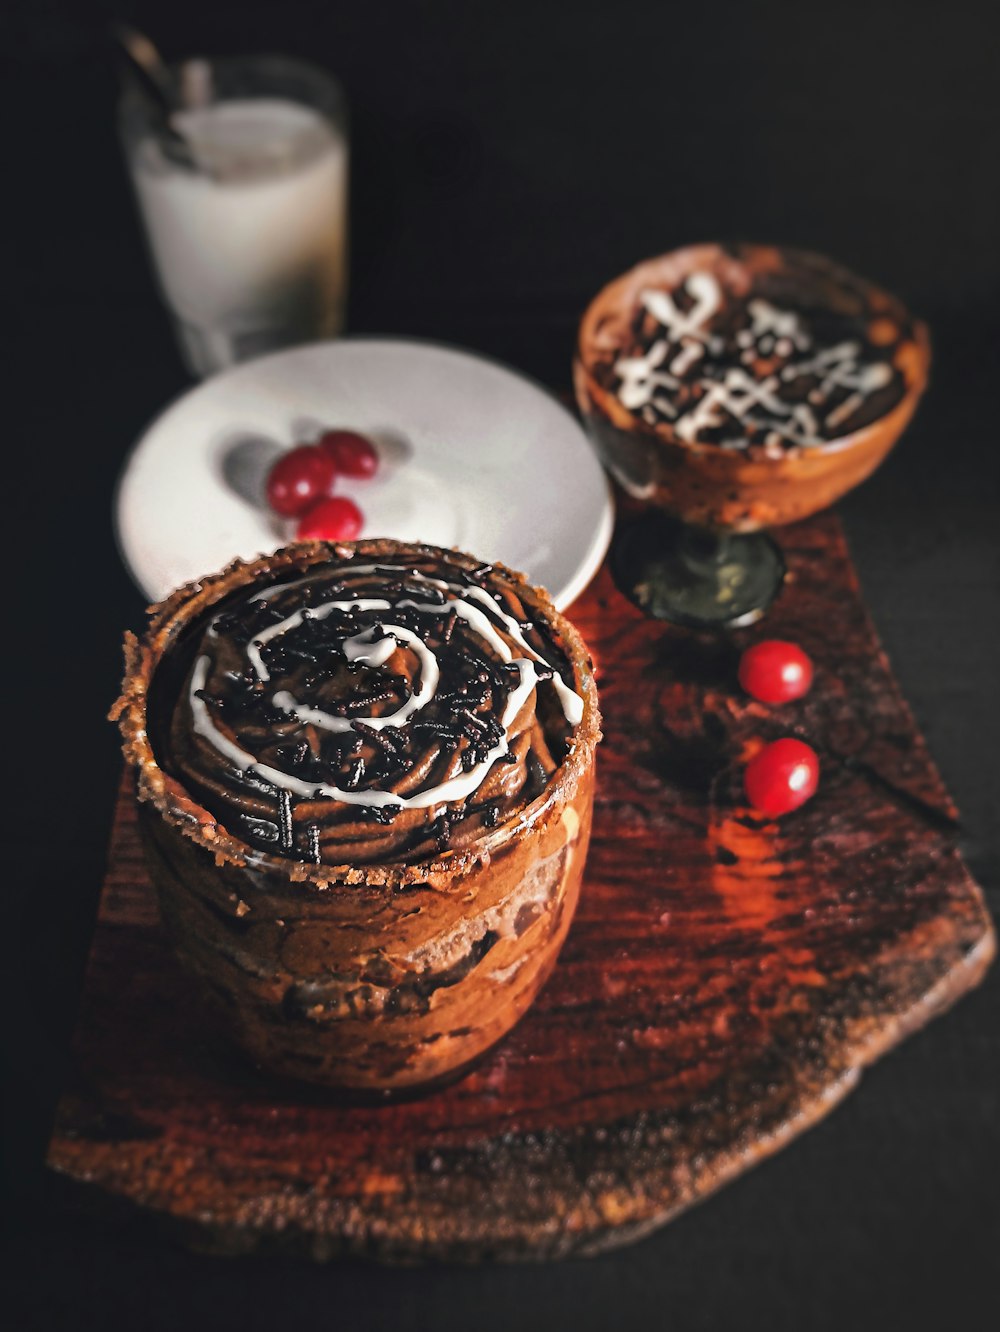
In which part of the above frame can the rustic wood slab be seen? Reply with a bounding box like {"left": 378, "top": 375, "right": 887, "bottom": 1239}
{"left": 47, "top": 511, "right": 994, "bottom": 1261}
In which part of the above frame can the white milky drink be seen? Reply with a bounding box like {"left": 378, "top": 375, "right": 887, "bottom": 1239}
{"left": 128, "top": 91, "right": 348, "bottom": 376}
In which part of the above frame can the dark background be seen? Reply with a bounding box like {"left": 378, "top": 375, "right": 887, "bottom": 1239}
{"left": 4, "top": 1, "right": 998, "bottom": 1328}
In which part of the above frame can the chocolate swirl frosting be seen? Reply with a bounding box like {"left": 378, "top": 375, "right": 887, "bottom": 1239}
{"left": 157, "top": 546, "right": 585, "bottom": 866}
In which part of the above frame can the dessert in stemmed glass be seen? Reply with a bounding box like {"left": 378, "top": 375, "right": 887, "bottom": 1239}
{"left": 574, "top": 243, "right": 930, "bottom": 626}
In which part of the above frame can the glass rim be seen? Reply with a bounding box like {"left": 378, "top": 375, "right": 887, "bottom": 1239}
{"left": 118, "top": 51, "right": 347, "bottom": 137}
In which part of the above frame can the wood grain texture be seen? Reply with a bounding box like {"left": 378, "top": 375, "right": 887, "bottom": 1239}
{"left": 47, "top": 511, "right": 994, "bottom": 1262}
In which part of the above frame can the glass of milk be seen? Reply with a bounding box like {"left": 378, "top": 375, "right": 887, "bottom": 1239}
{"left": 120, "top": 56, "right": 348, "bottom": 378}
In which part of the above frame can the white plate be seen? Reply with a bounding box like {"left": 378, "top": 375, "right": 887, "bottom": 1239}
{"left": 115, "top": 338, "right": 613, "bottom": 610}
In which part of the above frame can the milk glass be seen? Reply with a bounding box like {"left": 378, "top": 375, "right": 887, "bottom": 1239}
{"left": 120, "top": 56, "right": 348, "bottom": 378}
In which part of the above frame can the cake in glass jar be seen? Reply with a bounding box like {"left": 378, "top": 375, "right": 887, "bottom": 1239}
{"left": 113, "top": 540, "right": 600, "bottom": 1091}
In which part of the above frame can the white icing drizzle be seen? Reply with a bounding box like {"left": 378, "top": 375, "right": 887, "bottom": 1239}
{"left": 459, "top": 585, "right": 585, "bottom": 725}
{"left": 781, "top": 340, "right": 893, "bottom": 404}
{"left": 614, "top": 273, "right": 721, "bottom": 415}
{"left": 614, "top": 339, "right": 678, "bottom": 411}
{"left": 190, "top": 655, "right": 270, "bottom": 776}
{"left": 342, "top": 628, "right": 397, "bottom": 667}
{"left": 400, "top": 594, "right": 511, "bottom": 662}
{"left": 248, "top": 599, "right": 391, "bottom": 681}
{"left": 747, "top": 298, "right": 810, "bottom": 350}
{"left": 191, "top": 563, "right": 584, "bottom": 812}
{"left": 639, "top": 272, "right": 721, "bottom": 344}
{"left": 614, "top": 272, "right": 898, "bottom": 446}
{"left": 669, "top": 340, "right": 704, "bottom": 377}
{"left": 272, "top": 623, "right": 439, "bottom": 732}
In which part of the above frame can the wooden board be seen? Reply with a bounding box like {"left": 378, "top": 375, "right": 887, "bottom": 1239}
{"left": 47, "top": 511, "right": 994, "bottom": 1261}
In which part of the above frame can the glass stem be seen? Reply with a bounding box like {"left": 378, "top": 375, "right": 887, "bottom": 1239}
{"left": 677, "top": 525, "right": 730, "bottom": 578}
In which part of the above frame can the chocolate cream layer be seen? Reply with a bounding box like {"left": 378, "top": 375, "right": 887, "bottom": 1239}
{"left": 596, "top": 248, "right": 917, "bottom": 452}
{"left": 154, "top": 549, "right": 584, "bottom": 866}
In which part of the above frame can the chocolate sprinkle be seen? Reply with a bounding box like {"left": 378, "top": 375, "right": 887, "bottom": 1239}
{"left": 240, "top": 814, "right": 279, "bottom": 844}
{"left": 179, "top": 549, "right": 581, "bottom": 865}
{"left": 306, "top": 824, "right": 321, "bottom": 863}
{"left": 359, "top": 804, "right": 402, "bottom": 825}
{"left": 344, "top": 690, "right": 397, "bottom": 715}
{"left": 278, "top": 789, "right": 294, "bottom": 852}
{"left": 432, "top": 815, "right": 452, "bottom": 850}
{"left": 352, "top": 721, "right": 397, "bottom": 754}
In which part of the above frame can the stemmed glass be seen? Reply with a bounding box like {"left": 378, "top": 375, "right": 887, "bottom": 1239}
{"left": 574, "top": 244, "right": 930, "bottom": 628}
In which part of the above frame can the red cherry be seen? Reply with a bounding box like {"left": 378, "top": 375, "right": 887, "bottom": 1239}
{"left": 738, "top": 640, "right": 814, "bottom": 704}
{"left": 744, "top": 739, "right": 820, "bottom": 817}
{"left": 266, "top": 445, "right": 336, "bottom": 517}
{"left": 316, "top": 430, "right": 379, "bottom": 478}
{"left": 296, "top": 496, "right": 364, "bottom": 542}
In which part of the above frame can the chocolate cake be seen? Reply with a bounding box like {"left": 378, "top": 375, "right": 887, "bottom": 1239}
{"left": 114, "top": 540, "right": 600, "bottom": 1090}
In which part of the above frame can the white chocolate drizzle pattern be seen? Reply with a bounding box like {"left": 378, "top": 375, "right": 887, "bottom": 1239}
{"left": 611, "top": 271, "right": 902, "bottom": 448}
{"left": 188, "top": 564, "right": 583, "bottom": 813}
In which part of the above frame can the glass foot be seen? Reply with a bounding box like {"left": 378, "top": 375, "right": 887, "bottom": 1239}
{"left": 612, "top": 513, "right": 785, "bottom": 629}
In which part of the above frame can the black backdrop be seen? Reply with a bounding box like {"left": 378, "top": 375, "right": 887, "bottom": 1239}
{"left": 4, "top": 2, "right": 999, "bottom": 1329}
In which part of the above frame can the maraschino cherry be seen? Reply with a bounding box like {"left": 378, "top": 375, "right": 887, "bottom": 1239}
{"left": 265, "top": 429, "right": 381, "bottom": 537}
{"left": 738, "top": 640, "right": 814, "bottom": 704}
{"left": 316, "top": 430, "right": 379, "bottom": 478}
{"left": 296, "top": 496, "right": 364, "bottom": 542}
{"left": 744, "top": 739, "right": 820, "bottom": 817}
{"left": 265, "top": 445, "right": 337, "bottom": 518}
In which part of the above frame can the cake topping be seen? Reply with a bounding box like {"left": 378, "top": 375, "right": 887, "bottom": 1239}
{"left": 602, "top": 261, "right": 911, "bottom": 450}
{"left": 163, "top": 551, "right": 585, "bottom": 865}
